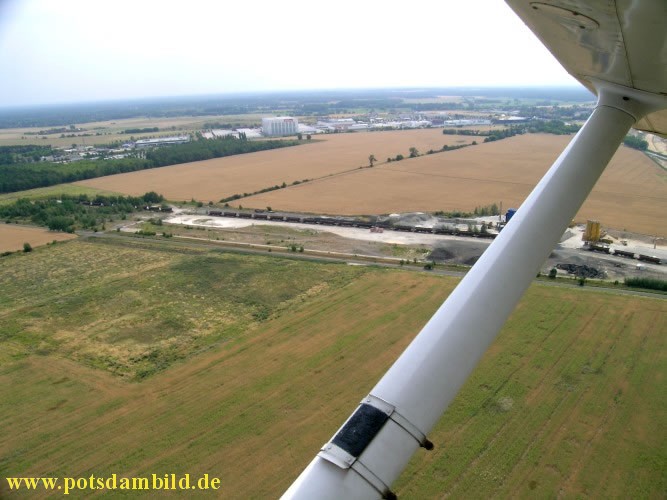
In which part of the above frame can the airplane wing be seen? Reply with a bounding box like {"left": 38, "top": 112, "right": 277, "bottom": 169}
{"left": 284, "top": 2, "right": 666, "bottom": 498}
{"left": 508, "top": 0, "right": 667, "bottom": 137}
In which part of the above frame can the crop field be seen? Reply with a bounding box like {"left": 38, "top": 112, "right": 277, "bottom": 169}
{"left": 0, "top": 225, "right": 76, "bottom": 252}
{"left": 77, "top": 132, "right": 665, "bottom": 236}
{"left": 0, "top": 238, "right": 664, "bottom": 498}
{"left": 245, "top": 134, "right": 666, "bottom": 236}
{"left": 75, "top": 129, "right": 478, "bottom": 202}
{"left": 0, "top": 184, "right": 122, "bottom": 206}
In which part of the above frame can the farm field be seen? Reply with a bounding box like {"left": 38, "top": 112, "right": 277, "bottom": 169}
{"left": 1, "top": 238, "right": 665, "bottom": 498}
{"left": 0, "top": 184, "right": 122, "bottom": 206}
{"left": 77, "top": 132, "right": 666, "bottom": 236}
{"left": 0, "top": 239, "right": 363, "bottom": 379}
{"left": 0, "top": 225, "right": 76, "bottom": 252}
{"left": 75, "top": 129, "right": 478, "bottom": 202}
{"left": 246, "top": 134, "right": 667, "bottom": 236}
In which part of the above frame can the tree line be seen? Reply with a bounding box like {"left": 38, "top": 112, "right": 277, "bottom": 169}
{"left": 622, "top": 135, "right": 648, "bottom": 151}
{"left": 122, "top": 127, "right": 159, "bottom": 134}
{"left": 444, "top": 120, "right": 650, "bottom": 152}
{"left": 0, "top": 136, "right": 301, "bottom": 194}
{"left": 0, "top": 145, "right": 54, "bottom": 165}
{"left": 433, "top": 203, "right": 500, "bottom": 218}
{"left": 0, "top": 192, "right": 163, "bottom": 233}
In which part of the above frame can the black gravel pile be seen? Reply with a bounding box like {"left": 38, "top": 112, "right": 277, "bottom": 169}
{"left": 556, "top": 263, "right": 603, "bottom": 278}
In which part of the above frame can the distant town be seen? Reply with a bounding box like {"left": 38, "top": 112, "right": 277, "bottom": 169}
{"left": 31, "top": 101, "right": 598, "bottom": 164}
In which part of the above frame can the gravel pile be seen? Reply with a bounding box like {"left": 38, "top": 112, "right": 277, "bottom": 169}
{"left": 556, "top": 263, "right": 604, "bottom": 278}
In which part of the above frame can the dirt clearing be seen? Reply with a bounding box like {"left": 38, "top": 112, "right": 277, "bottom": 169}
{"left": 0, "top": 224, "right": 76, "bottom": 252}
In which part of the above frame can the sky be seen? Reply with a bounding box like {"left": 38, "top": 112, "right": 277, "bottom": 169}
{"left": 0, "top": 0, "right": 581, "bottom": 108}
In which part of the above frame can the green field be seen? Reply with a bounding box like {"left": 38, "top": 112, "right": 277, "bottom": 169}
{"left": 0, "top": 239, "right": 364, "bottom": 379}
{"left": 0, "top": 239, "right": 665, "bottom": 498}
{"left": 0, "top": 184, "right": 122, "bottom": 206}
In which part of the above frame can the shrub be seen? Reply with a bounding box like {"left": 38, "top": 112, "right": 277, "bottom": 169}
{"left": 624, "top": 277, "right": 667, "bottom": 291}
{"left": 23, "top": 242, "right": 32, "bottom": 253}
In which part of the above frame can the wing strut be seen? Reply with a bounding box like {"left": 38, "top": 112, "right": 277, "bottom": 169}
{"left": 283, "top": 83, "right": 665, "bottom": 499}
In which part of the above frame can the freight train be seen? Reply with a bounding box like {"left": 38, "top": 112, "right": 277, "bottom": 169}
{"left": 206, "top": 211, "right": 497, "bottom": 239}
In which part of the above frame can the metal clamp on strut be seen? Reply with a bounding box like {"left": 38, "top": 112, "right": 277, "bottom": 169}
{"left": 317, "top": 394, "right": 433, "bottom": 499}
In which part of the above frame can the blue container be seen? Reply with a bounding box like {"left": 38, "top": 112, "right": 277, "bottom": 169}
{"left": 505, "top": 208, "right": 517, "bottom": 222}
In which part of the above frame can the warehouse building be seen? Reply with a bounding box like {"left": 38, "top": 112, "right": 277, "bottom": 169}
{"left": 262, "top": 117, "right": 298, "bottom": 136}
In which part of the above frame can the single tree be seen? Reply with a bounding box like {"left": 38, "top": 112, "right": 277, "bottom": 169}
{"left": 23, "top": 242, "right": 32, "bottom": 253}
{"left": 368, "top": 154, "right": 376, "bottom": 167}
{"left": 409, "top": 147, "right": 419, "bottom": 158}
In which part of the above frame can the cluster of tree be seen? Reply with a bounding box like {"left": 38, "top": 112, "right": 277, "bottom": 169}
{"left": 25, "top": 126, "right": 75, "bottom": 136}
{"left": 0, "top": 192, "right": 163, "bottom": 233}
{"left": 483, "top": 126, "right": 525, "bottom": 143}
{"left": 0, "top": 136, "right": 300, "bottom": 194}
{"left": 387, "top": 154, "right": 404, "bottom": 162}
{"left": 0, "top": 145, "right": 54, "bottom": 164}
{"left": 473, "top": 203, "right": 500, "bottom": 216}
{"left": 388, "top": 142, "right": 477, "bottom": 163}
{"left": 220, "top": 178, "right": 310, "bottom": 203}
{"left": 622, "top": 135, "right": 649, "bottom": 151}
{"left": 442, "top": 129, "right": 491, "bottom": 136}
{"left": 624, "top": 277, "right": 666, "bottom": 291}
{"left": 466, "top": 223, "right": 489, "bottom": 234}
{"left": 122, "top": 127, "right": 159, "bottom": 134}
{"left": 524, "top": 119, "right": 581, "bottom": 135}
{"left": 434, "top": 210, "right": 475, "bottom": 218}
{"left": 0, "top": 156, "right": 151, "bottom": 193}
{"left": 441, "top": 143, "right": 473, "bottom": 152}
{"left": 202, "top": 121, "right": 250, "bottom": 129}
{"left": 464, "top": 120, "right": 649, "bottom": 152}
{"left": 145, "top": 136, "right": 297, "bottom": 168}
{"left": 434, "top": 203, "right": 499, "bottom": 218}
{"left": 442, "top": 120, "right": 582, "bottom": 144}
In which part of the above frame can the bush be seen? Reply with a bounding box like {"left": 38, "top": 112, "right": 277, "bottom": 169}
{"left": 23, "top": 242, "right": 32, "bottom": 253}
{"left": 624, "top": 277, "right": 667, "bottom": 291}
{"left": 549, "top": 268, "right": 557, "bottom": 279}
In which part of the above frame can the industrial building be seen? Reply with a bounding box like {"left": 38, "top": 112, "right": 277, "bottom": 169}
{"left": 262, "top": 117, "right": 298, "bottom": 136}
{"left": 135, "top": 136, "right": 190, "bottom": 148}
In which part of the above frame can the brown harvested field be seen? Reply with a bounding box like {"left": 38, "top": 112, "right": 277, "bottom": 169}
{"left": 0, "top": 225, "right": 76, "bottom": 252}
{"left": 76, "top": 132, "right": 665, "bottom": 236}
{"left": 75, "top": 129, "right": 478, "bottom": 201}
{"left": 245, "top": 134, "right": 667, "bottom": 236}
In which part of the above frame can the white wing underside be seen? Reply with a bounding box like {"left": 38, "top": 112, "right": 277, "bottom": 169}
{"left": 506, "top": 0, "right": 667, "bottom": 137}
